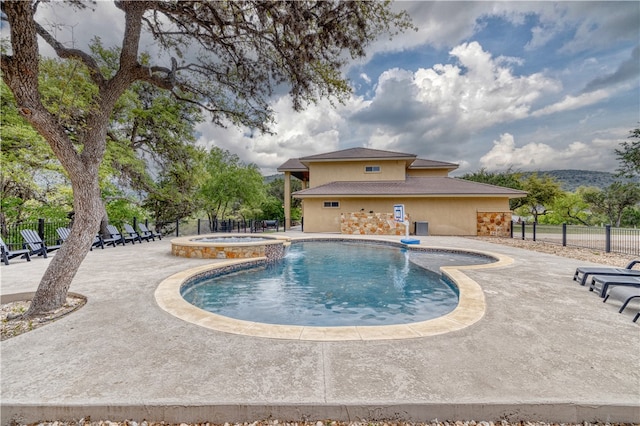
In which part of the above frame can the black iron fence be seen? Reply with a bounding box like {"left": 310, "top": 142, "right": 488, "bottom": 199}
{"left": 173, "top": 218, "right": 280, "bottom": 236}
{"left": 1, "top": 217, "right": 281, "bottom": 251}
{"left": 511, "top": 222, "right": 640, "bottom": 256}
{"left": 1, "top": 219, "right": 71, "bottom": 251}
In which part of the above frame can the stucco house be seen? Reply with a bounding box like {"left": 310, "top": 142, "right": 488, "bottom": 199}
{"left": 277, "top": 147, "right": 526, "bottom": 236}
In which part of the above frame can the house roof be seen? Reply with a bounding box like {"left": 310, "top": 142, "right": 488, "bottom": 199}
{"left": 299, "top": 147, "right": 416, "bottom": 162}
{"left": 409, "top": 158, "right": 459, "bottom": 171}
{"left": 276, "top": 158, "right": 307, "bottom": 171}
{"left": 292, "top": 177, "right": 527, "bottom": 199}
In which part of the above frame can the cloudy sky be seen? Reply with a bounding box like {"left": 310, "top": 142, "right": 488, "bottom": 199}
{"left": 22, "top": 1, "right": 640, "bottom": 176}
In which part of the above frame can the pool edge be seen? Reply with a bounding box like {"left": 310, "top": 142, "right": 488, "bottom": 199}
{"left": 155, "top": 238, "right": 514, "bottom": 341}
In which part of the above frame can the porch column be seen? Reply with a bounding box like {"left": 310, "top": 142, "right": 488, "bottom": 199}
{"left": 284, "top": 171, "right": 291, "bottom": 230}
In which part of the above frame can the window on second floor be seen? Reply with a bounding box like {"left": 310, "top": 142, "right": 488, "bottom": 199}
{"left": 365, "top": 165, "right": 381, "bottom": 173}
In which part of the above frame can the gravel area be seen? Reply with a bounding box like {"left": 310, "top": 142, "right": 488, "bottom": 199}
{"left": 468, "top": 237, "right": 637, "bottom": 267}
{"left": 8, "top": 418, "right": 635, "bottom": 426}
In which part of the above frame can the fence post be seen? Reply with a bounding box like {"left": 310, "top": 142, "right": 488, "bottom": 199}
{"left": 605, "top": 224, "right": 611, "bottom": 253}
{"left": 533, "top": 222, "right": 537, "bottom": 242}
{"left": 38, "top": 218, "right": 45, "bottom": 240}
{"left": 521, "top": 221, "right": 525, "bottom": 240}
{"left": 562, "top": 223, "right": 567, "bottom": 247}
{"left": 197, "top": 219, "right": 201, "bottom": 235}
{"left": 133, "top": 217, "right": 137, "bottom": 230}
{"left": 510, "top": 221, "right": 514, "bottom": 239}
{"left": 175, "top": 219, "right": 180, "bottom": 237}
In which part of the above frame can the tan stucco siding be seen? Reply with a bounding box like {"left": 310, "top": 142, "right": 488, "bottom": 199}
{"left": 308, "top": 160, "right": 407, "bottom": 187}
{"left": 301, "top": 197, "right": 511, "bottom": 236}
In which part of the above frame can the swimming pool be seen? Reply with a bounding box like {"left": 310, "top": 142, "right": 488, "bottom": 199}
{"left": 181, "top": 241, "right": 493, "bottom": 327}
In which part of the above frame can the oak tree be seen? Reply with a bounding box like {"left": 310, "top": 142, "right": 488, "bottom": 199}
{"left": 1, "top": 0, "right": 411, "bottom": 316}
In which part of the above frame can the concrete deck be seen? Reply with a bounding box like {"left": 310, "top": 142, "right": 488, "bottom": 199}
{"left": 1, "top": 232, "right": 639, "bottom": 424}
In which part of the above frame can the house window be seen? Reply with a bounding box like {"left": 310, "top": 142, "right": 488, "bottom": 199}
{"left": 323, "top": 201, "right": 340, "bottom": 208}
{"left": 365, "top": 165, "right": 381, "bottom": 173}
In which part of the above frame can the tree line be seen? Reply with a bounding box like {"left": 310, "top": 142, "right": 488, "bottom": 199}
{"left": 461, "top": 128, "right": 640, "bottom": 228}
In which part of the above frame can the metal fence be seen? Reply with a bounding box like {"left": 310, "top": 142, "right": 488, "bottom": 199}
{"left": 1, "top": 219, "right": 71, "bottom": 251}
{"left": 511, "top": 222, "right": 640, "bottom": 256}
{"left": 174, "top": 218, "right": 280, "bottom": 236}
{"left": 1, "top": 217, "right": 280, "bottom": 251}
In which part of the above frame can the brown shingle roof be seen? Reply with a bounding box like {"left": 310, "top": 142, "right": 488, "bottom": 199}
{"left": 276, "top": 158, "right": 307, "bottom": 172}
{"left": 409, "top": 158, "right": 459, "bottom": 170}
{"left": 293, "top": 177, "right": 527, "bottom": 198}
{"left": 299, "top": 147, "right": 416, "bottom": 162}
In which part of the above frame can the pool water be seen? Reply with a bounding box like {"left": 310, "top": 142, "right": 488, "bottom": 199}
{"left": 182, "top": 241, "right": 489, "bottom": 327}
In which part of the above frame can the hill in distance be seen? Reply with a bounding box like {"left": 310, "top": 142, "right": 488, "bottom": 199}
{"left": 520, "top": 170, "right": 638, "bottom": 192}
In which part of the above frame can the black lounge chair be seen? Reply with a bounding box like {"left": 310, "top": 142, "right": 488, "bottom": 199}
{"left": 588, "top": 274, "right": 640, "bottom": 298}
{"left": 573, "top": 259, "right": 640, "bottom": 285}
{"left": 123, "top": 223, "right": 146, "bottom": 243}
{"left": 0, "top": 235, "right": 31, "bottom": 265}
{"left": 138, "top": 223, "right": 162, "bottom": 241}
{"left": 603, "top": 285, "right": 640, "bottom": 315}
{"left": 57, "top": 227, "right": 107, "bottom": 251}
{"left": 106, "top": 224, "right": 136, "bottom": 245}
{"left": 20, "top": 229, "right": 61, "bottom": 258}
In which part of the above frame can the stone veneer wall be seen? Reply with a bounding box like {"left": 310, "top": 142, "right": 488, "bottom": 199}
{"left": 340, "top": 212, "right": 408, "bottom": 235}
{"left": 477, "top": 211, "right": 512, "bottom": 237}
{"left": 172, "top": 241, "right": 287, "bottom": 261}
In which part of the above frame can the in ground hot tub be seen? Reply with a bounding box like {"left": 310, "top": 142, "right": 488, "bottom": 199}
{"left": 171, "top": 234, "right": 291, "bottom": 261}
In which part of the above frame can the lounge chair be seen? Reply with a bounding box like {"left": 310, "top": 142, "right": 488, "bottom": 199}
{"left": 123, "top": 223, "right": 148, "bottom": 243}
{"left": 106, "top": 224, "right": 136, "bottom": 245}
{"left": 57, "top": 227, "right": 107, "bottom": 251}
{"left": 20, "top": 229, "right": 61, "bottom": 258}
{"left": 138, "top": 223, "right": 162, "bottom": 241}
{"left": 0, "top": 236, "right": 31, "bottom": 265}
{"left": 573, "top": 259, "right": 640, "bottom": 285}
{"left": 603, "top": 285, "right": 640, "bottom": 314}
{"left": 588, "top": 274, "right": 640, "bottom": 298}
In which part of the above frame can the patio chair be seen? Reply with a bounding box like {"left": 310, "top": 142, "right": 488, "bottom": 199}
{"left": 20, "top": 229, "right": 61, "bottom": 258}
{"left": 603, "top": 285, "right": 640, "bottom": 314}
{"left": 123, "top": 223, "right": 146, "bottom": 243}
{"left": 0, "top": 235, "right": 31, "bottom": 265}
{"left": 57, "top": 227, "right": 106, "bottom": 251}
{"left": 138, "top": 223, "right": 162, "bottom": 241}
{"left": 573, "top": 259, "right": 640, "bottom": 285}
{"left": 588, "top": 274, "right": 640, "bottom": 298}
{"left": 106, "top": 224, "right": 136, "bottom": 245}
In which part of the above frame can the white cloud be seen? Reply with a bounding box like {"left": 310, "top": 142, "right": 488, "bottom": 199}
{"left": 195, "top": 96, "right": 353, "bottom": 174}
{"left": 531, "top": 90, "right": 610, "bottom": 117}
{"left": 479, "top": 133, "right": 620, "bottom": 172}
{"left": 352, "top": 41, "right": 560, "bottom": 156}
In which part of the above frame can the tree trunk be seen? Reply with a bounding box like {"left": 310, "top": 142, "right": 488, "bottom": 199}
{"left": 25, "top": 170, "right": 103, "bottom": 316}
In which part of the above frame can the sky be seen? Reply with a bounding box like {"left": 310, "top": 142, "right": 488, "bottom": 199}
{"left": 14, "top": 1, "right": 640, "bottom": 176}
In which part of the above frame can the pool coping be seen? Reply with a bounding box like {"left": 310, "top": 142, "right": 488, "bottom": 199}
{"left": 155, "top": 236, "right": 514, "bottom": 341}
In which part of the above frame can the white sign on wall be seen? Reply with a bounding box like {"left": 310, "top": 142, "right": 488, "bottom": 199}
{"left": 393, "top": 204, "right": 405, "bottom": 222}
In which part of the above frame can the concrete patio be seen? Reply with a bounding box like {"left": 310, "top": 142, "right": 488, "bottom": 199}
{"left": 1, "top": 232, "right": 638, "bottom": 425}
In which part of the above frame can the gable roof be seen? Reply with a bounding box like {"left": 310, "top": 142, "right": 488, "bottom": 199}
{"left": 292, "top": 177, "right": 527, "bottom": 199}
{"left": 299, "top": 147, "right": 416, "bottom": 162}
